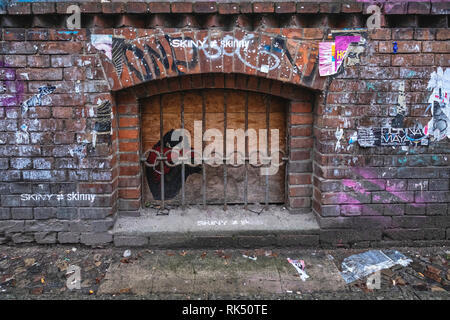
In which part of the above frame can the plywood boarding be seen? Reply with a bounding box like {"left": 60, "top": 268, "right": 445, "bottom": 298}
{"left": 141, "top": 89, "right": 287, "bottom": 205}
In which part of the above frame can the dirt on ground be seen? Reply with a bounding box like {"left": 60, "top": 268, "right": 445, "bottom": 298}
{"left": 0, "top": 245, "right": 449, "bottom": 300}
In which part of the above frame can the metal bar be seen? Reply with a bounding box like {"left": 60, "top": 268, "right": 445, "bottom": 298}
{"left": 265, "top": 95, "right": 270, "bottom": 211}
{"left": 244, "top": 92, "right": 249, "bottom": 210}
{"left": 223, "top": 90, "right": 227, "bottom": 211}
{"left": 201, "top": 91, "right": 206, "bottom": 209}
{"left": 181, "top": 92, "right": 185, "bottom": 210}
{"left": 159, "top": 94, "right": 165, "bottom": 210}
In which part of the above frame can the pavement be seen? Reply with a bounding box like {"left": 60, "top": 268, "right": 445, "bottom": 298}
{"left": 0, "top": 244, "right": 449, "bottom": 300}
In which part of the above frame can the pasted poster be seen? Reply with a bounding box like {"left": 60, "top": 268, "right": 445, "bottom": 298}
{"left": 319, "top": 35, "right": 361, "bottom": 76}
{"left": 358, "top": 127, "right": 429, "bottom": 147}
{"left": 424, "top": 67, "right": 450, "bottom": 141}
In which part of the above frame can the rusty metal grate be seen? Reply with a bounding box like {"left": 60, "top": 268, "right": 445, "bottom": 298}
{"left": 141, "top": 90, "right": 288, "bottom": 215}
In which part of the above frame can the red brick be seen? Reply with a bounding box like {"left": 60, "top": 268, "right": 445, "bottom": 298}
{"left": 291, "top": 102, "right": 312, "bottom": 113}
{"left": 422, "top": 41, "right": 450, "bottom": 53}
{"left": 369, "top": 29, "right": 392, "bottom": 40}
{"left": 193, "top": 2, "right": 217, "bottom": 13}
{"left": 291, "top": 150, "right": 311, "bottom": 161}
{"left": 408, "top": 2, "right": 431, "bottom": 14}
{"left": 118, "top": 129, "right": 139, "bottom": 140}
{"left": 291, "top": 127, "right": 312, "bottom": 137}
{"left": 119, "top": 188, "right": 140, "bottom": 199}
{"left": 303, "top": 28, "right": 324, "bottom": 40}
{"left": 27, "top": 55, "right": 50, "bottom": 68}
{"left": 239, "top": 2, "right": 252, "bottom": 13}
{"left": 80, "top": 2, "right": 101, "bottom": 13}
{"left": 218, "top": 3, "right": 239, "bottom": 14}
{"left": 149, "top": 2, "right": 171, "bottom": 13}
{"left": 16, "top": 68, "right": 62, "bottom": 81}
{"left": 102, "top": 2, "right": 125, "bottom": 14}
{"left": 320, "top": 2, "right": 341, "bottom": 13}
{"left": 414, "top": 29, "right": 435, "bottom": 41}
{"left": 297, "top": 3, "right": 319, "bottom": 13}
{"left": 341, "top": 3, "right": 362, "bottom": 13}
{"left": 4, "top": 29, "right": 25, "bottom": 41}
{"left": 32, "top": 3, "right": 55, "bottom": 14}
{"left": 119, "top": 153, "right": 140, "bottom": 163}
{"left": 436, "top": 29, "right": 450, "bottom": 40}
{"left": 291, "top": 138, "right": 314, "bottom": 149}
{"left": 39, "top": 42, "right": 83, "bottom": 54}
{"left": 126, "top": 2, "right": 148, "bottom": 13}
{"left": 119, "top": 165, "right": 140, "bottom": 176}
{"left": 289, "top": 174, "right": 312, "bottom": 185}
{"left": 7, "top": 3, "right": 31, "bottom": 15}
{"left": 171, "top": 2, "right": 193, "bottom": 13}
{"left": 384, "top": 2, "right": 407, "bottom": 14}
{"left": 392, "top": 29, "right": 414, "bottom": 40}
{"left": 119, "top": 117, "right": 139, "bottom": 128}
{"left": 119, "top": 142, "right": 139, "bottom": 152}
{"left": 253, "top": 2, "right": 274, "bottom": 13}
{"left": 53, "top": 107, "right": 73, "bottom": 119}
{"left": 431, "top": 2, "right": 450, "bottom": 15}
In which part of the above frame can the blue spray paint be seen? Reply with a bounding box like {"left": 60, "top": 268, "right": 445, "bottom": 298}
{"left": 393, "top": 42, "right": 398, "bottom": 53}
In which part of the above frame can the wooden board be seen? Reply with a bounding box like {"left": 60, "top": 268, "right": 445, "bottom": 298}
{"left": 141, "top": 89, "right": 287, "bottom": 205}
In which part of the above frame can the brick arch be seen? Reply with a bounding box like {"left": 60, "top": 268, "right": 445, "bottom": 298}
{"left": 114, "top": 73, "right": 315, "bottom": 215}
{"left": 100, "top": 30, "right": 326, "bottom": 94}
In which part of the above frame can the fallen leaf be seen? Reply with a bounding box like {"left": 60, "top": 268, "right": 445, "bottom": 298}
{"left": 201, "top": 252, "right": 207, "bottom": 259}
{"left": 119, "top": 288, "right": 131, "bottom": 294}
{"left": 180, "top": 251, "right": 188, "bottom": 256}
{"left": 94, "top": 261, "right": 102, "bottom": 267}
{"left": 166, "top": 251, "right": 175, "bottom": 256}
{"left": 120, "top": 258, "right": 129, "bottom": 264}
{"left": 40, "top": 277, "right": 45, "bottom": 284}
{"left": 31, "top": 287, "right": 43, "bottom": 295}
{"left": 24, "top": 258, "right": 36, "bottom": 267}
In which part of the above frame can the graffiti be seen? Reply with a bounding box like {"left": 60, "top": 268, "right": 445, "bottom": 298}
{"left": 21, "top": 85, "right": 56, "bottom": 115}
{"left": 393, "top": 41, "right": 398, "bottom": 54}
{"left": 357, "top": 127, "right": 429, "bottom": 147}
{"left": 0, "top": 61, "right": 25, "bottom": 107}
{"left": 335, "top": 127, "right": 344, "bottom": 151}
{"left": 392, "top": 81, "right": 406, "bottom": 128}
{"left": 200, "top": 34, "right": 284, "bottom": 74}
{"left": 94, "top": 100, "right": 112, "bottom": 134}
{"left": 424, "top": 67, "right": 450, "bottom": 141}
{"left": 319, "top": 31, "right": 365, "bottom": 76}
{"left": 145, "top": 129, "right": 202, "bottom": 200}
{"left": 69, "top": 145, "right": 87, "bottom": 160}
{"left": 91, "top": 35, "right": 112, "bottom": 60}
{"left": 112, "top": 37, "right": 126, "bottom": 77}
{"left": 20, "top": 193, "right": 96, "bottom": 203}
{"left": 114, "top": 32, "right": 307, "bottom": 82}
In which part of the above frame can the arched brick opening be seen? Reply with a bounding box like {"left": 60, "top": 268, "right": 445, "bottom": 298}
{"left": 114, "top": 73, "right": 316, "bottom": 216}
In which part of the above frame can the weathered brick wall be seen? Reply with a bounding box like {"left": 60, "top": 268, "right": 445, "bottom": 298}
{"left": 313, "top": 26, "right": 450, "bottom": 246}
{"left": 0, "top": 0, "right": 449, "bottom": 247}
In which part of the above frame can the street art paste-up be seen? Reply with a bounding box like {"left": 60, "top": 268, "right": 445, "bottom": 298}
{"left": 91, "top": 34, "right": 113, "bottom": 60}
{"left": 21, "top": 85, "right": 56, "bottom": 115}
{"left": 145, "top": 130, "right": 202, "bottom": 200}
{"left": 357, "top": 127, "right": 429, "bottom": 147}
{"left": 424, "top": 67, "right": 450, "bottom": 141}
{"left": 319, "top": 30, "right": 365, "bottom": 76}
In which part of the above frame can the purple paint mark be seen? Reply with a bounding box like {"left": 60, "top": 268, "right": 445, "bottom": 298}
{"left": 0, "top": 61, "right": 24, "bottom": 108}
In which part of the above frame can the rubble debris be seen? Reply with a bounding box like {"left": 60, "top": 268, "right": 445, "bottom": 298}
{"left": 123, "top": 250, "right": 131, "bottom": 258}
{"left": 287, "top": 258, "right": 309, "bottom": 282}
{"left": 341, "top": 250, "right": 412, "bottom": 284}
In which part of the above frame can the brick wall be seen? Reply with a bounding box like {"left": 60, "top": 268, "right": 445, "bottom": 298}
{"left": 0, "top": 1, "right": 449, "bottom": 247}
